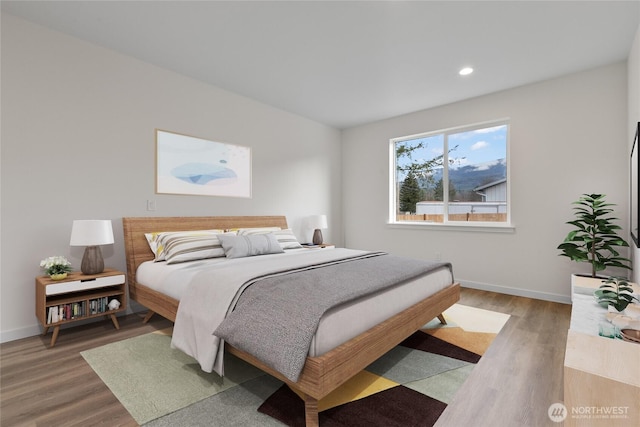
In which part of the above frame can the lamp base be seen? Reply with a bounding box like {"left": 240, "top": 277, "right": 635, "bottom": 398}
{"left": 312, "top": 229, "right": 323, "bottom": 245}
{"left": 81, "top": 246, "right": 105, "bottom": 275}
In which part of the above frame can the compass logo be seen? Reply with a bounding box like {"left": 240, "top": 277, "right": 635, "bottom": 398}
{"left": 548, "top": 403, "right": 568, "bottom": 423}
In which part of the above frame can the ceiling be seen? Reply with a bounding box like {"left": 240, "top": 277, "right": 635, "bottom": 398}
{"left": 2, "top": 1, "right": 639, "bottom": 129}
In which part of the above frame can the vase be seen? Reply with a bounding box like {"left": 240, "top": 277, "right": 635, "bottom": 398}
{"left": 50, "top": 273, "right": 67, "bottom": 281}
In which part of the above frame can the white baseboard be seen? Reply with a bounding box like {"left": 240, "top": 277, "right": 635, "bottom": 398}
{"left": 0, "top": 325, "right": 42, "bottom": 344}
{"left": 0, "top": 306, "right": 145, "bottom": 344}
{"left": 460, "top": 279, "right": 572, "bottom": 305}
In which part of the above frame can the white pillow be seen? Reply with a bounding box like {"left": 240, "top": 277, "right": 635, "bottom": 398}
{"left": 218, "top": 233, "right": 284, "bottom": 259}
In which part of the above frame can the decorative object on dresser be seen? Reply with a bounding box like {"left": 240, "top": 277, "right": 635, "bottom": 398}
{"left": 35, "top": 268, "right": 126, "bottom": 347}
{"left": 595, "top": 276, "right": 639, "bottom": 312}
{"left": 39, "top": 255, "right": 73, "bottom": 280}
{"left": 306, "top": 214, "right": 328, "bottom": 245}
{"left": 620, "top": 328, "right": 640, "bottom": 343}
{"left": 70, "top": 219, "right": 114, "bottom": 275}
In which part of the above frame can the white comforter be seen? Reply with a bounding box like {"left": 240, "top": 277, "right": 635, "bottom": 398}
{"left": 170, "top": 248, "right": 368, "bottom": 376}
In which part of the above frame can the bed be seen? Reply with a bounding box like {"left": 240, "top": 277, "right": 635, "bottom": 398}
{"left": 122, "top": 216, "right": 460, "bottom": 426}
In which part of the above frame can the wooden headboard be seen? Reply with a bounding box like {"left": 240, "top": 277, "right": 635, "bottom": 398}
{"left": 122, "top": 215, "right": 289, "bottom": 288}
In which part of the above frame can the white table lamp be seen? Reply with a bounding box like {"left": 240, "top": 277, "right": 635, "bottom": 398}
{"left": 307, "top": 215, "right": 328, "bottom": 245}
{"left": 70, "top": 220, "right": 114, "bottom": 275}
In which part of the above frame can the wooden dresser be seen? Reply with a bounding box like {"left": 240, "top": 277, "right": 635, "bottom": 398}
{"left": 563, "top": 277, "right": 640, "bottom": 426}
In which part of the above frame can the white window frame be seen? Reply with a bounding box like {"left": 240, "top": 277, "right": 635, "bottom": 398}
{"left": 389, "top": 119, "right": 514, "bottom": 232}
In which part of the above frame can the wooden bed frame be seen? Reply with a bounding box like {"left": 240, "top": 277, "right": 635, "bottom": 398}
{"left": 122, "top": 216, "right": 460, "bottom": 426}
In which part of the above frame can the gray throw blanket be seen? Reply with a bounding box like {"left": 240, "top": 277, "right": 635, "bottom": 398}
{"left": 214, "top": 252, "right": 452, "bottom": 382}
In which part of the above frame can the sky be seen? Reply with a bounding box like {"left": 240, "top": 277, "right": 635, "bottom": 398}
{"left": 396, "top": 124, "right": 507, "bottom": 172}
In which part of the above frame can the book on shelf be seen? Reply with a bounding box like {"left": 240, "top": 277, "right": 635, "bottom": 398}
{"left": 47, "top": 296, "right": 115, "bottom": 324}
{"left": 50, "top": 306, "right": 59, "bottom": 324}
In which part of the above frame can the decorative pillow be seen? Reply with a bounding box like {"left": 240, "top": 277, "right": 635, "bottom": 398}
{"left": 145, "top": 232, "right": 165, "bottom": 258}
{"left": 237, "top": 227, "right": 302, "bottom": 249}
{"left": 164, "top": 232, "right": 236, "bottom": 264}
{"left": 145, "top": 229, "right": 225, "bottom": 262}
{"left": 218, "top": 233, "right": 284, "bottom": 259}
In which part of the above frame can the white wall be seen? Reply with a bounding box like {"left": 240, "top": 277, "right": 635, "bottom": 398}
{"left": 629, "top": 25, "right": 640, "bottom": 285}
{"left": 342, "top": 63, "right": 629, "bottom": 303}
{"left": 0, "top": 15, "right": 343, "bottom": 342}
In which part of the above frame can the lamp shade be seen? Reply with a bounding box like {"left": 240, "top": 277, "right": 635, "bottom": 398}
{"left": 70, "top": 220, "right": 114, "bottom": 275}
{"left": 307, "top": 215, "right": 328, "bottom": 230}
{"left": 70, "top": 220, "right": 114, "bottom": 246}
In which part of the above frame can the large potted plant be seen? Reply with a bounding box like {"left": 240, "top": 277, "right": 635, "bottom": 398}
{"left": 557, "top": 193, "right": 632, "bottom": 281}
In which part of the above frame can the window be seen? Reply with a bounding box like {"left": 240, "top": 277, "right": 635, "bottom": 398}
{"left": 391, "top": 120, "right": 510, "bottom": 226}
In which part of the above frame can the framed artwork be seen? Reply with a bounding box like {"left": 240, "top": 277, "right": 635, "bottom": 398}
{"left": 156, "top": 129, "right": 252, "bottom": 198}
{"left": 631, "top": 122, "right": 639, "bottom": 247}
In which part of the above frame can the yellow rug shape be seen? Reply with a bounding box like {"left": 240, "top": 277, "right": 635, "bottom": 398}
{"left": 423, "top": 327, "right": 496, "bottom": 355}
{"left": 292, "top": 370, "right": 399, "bottom": 412}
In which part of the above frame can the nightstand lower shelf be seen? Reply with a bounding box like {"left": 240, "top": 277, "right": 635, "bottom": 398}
{"left": 41, "top": 312, "right": 121, "bottom": 347}
{"left": 35, "top": 269, "right": 127, "bottom": 347}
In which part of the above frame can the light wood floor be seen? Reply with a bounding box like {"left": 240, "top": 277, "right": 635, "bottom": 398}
{"left": 0, "top": 288, "right": 571, "bottom": 427}
{"left": 435, "top": 288, "right": 571, "bottom": 427}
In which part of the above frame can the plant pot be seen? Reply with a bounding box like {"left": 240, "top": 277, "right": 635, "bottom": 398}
{"left": 50, "top": 273, "right": 68, "bottom": 281}
{"left": 571, "top": 273, "right": 607, "bottom": 301}
{"left": 607, "top": 305, "right": 626, "bottom": 315}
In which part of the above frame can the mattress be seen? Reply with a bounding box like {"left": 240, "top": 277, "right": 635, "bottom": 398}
{"left": 136, "top": 249, "right": 453, "bottom": 357}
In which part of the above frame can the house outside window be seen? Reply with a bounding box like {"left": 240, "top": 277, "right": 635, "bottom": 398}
{"left": 390, "top": 120, "right": 510, "bottom": 227}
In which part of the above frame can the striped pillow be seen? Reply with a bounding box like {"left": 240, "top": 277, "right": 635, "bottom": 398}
{"left": 272, "top": 229, "right": 303, "bottom": 249}
{"left": 238, "top": 227, "right": 302, "bottom": 250}
{"left": 165, "top": 232, "right": 236, "bottom": 264}
{"left": 145, "top": 229, "right": 225, "bottom": 262}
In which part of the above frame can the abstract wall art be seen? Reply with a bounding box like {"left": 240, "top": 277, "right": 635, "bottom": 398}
{"left": 156, "top": 129, "right": 252, "bottom": 198}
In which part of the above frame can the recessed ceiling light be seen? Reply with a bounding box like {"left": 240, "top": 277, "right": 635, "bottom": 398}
{"left": 459, "top": 67, "right": 474, "bottom": 76}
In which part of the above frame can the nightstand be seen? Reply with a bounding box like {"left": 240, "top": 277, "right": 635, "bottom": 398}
{"left": 35, "top": 268, "right": 126, "bottom": 347}
{"left": 301, "top": 243, "right": 335, "bottom": 249}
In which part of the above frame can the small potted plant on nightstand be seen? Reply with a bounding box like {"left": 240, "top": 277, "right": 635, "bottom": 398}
{"left": 557, "top": 194, "right": 632, "bottom": 294}
{"left": 594, "top": 277, "right": 639, "bottom": 313}
{"left": 40, "top": 255, "right": 73, "bottom": 280}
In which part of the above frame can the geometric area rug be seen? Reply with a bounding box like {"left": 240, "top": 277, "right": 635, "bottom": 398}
{"left": 257, "top": 304, "right": 510, "bottom": 426}
{"left": 81, "top": 304, "right": 509, "bottom": 427}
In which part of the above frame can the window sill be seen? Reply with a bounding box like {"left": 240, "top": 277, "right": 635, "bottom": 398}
{"left": 387, "top": 221, "right": 515, "bottom": 233}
